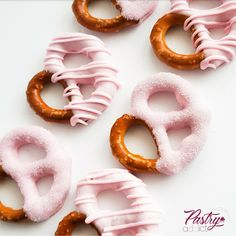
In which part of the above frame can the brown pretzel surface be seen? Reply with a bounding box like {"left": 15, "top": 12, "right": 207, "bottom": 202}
{"left": 72, "top": 0, "right": 138, "bottom": 32}
{"left": 110, "top": 114, "right": 159, "bottom": 173}
{"left": 150, "top": 13, "right": 205, "bottom": 70}
{"left": 55, "top": 211, "right": 100, "bottom": 236}
{"left": 26, "top": 71, "right": 72, "bottom": 123}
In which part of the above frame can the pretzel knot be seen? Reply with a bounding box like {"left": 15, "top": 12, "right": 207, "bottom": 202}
{"left": 151, "top": 0, "right": 236, "bottom": 70}
{"left": 75, "top": 169, "right": 161, "bottom": 235}
{"left": 110, "top": 73, "right": 210, "bottom": 175}
{"left": 72, "top": 0, "right": 157, "bottom": 32}
{"left": 0, "top": 126, "right": 71, "bottom": 222}
{"left": 27, "top": 33, "right": 119, "bottom": 126}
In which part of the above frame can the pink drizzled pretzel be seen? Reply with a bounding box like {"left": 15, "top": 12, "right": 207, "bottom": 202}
{"left": 44, "top": 33, "right": 119, "bottom": 126}
{"left": 170, "top": 0, "right": 236, "bottom": 69}
{"left": 110, "top": 73, "right": 210, "bottom": 175}
{"left": 75, "top": 169, "right": 161, "bottom": 235}
{"left": 0, "top": 126, "right": 71, "bottom": 222}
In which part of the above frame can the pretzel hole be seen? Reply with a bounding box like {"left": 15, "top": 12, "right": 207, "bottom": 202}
{"left": 88, "top": 0, "right": 120, "bottom": 19}
{"left": 166, "top": 26, "right": 196, "bottom": 54}
{"left": 72, "top": 223, "right": 99, "bottom": 235}
{"left": 80, "top": 84, "right": 95, "bottom": 99}
{"left": 167, "top": 126, "right": 191, "bottom": 150}
{"left": 0, "top": 176, "right": 24, "bottom": 209}
{"left": 125, "top": 124, "right": 158, "bottom": 160}
{"left": 36, "top": 175, "right": 53, "bottom": 196}
{"left": 64, "top": 54, "right": 91, "bottom": 69}
{"left": 149, "top": 91, "right": 182, "bottom": 112}
{"left": 189, "top": 0, "right": 221, "bottom": 10}
{"left": 19, "top": 144, "right": 46, "bottom": 163}
{"left": 98, "top": 190, "right": 130, "bottom": 212}
{"left": 41, "top": 82, "right": 67, "bottom": 109}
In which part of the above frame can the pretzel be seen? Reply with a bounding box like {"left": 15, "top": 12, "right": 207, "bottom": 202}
{"left": 75, "top": 168, "right": 161, "bottom": 235}
{"left": 0, "top": 126, "right": 71, "bottom": 222}
{"left": 150, "top": 0, "right": 236, "bottom": 70}
{"left": 72, "top": 0, "right": 157, "bottom": 32}
{"left": 27, "top": 33, "right": 119, "bottom": 126}
{"left": 110, "top": 73, "right": 210, "bottom": 175}
{"left": 0, "top": 165, "right": 26, "bottom": 222}
{"left": 26, "top": 70, "right": 72, "bottom": 122}
{"left": 55, "top": 211, "right": 100, "bottom": 236}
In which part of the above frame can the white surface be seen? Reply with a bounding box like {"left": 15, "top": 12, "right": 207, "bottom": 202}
{"left": 0, "top": 0, "right": 235, "bottom": 235}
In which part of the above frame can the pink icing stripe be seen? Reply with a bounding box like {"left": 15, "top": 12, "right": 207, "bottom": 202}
{"left": 44, "top": 33, "right": 119, "bottom": 126}
{"left": 170, "top": 0, "right": 236, "bottom": 70}
{"left": 75, "top": 169, "right": 161, "bottom": 235}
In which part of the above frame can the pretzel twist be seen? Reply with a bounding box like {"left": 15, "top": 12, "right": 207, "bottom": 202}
{"left": 110, "top": 73, "right": 210, "bottom": 175}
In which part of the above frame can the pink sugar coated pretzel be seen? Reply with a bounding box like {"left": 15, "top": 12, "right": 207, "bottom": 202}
{"left": 75, "top": 169, "right": 161, "bottom": 235}
{"left": 170, "top": 0, "right": 236, "bottom": 70}
{"left": 44, "top": 33, "right": 119, "bottom": 126}
{"left": 117, "top": 0, "right": 157, "bottom": 21}
{"left": 0, "top": 126, "right": 71, "bottom": 222}
{"left": 131, "top": 73, "right": 210, "bottom": 175}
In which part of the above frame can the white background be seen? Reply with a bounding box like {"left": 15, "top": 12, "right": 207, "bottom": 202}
{"left": 0, "top": 0, "right": 235, "bottom": 235}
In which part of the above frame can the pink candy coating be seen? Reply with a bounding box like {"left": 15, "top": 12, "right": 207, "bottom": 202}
{"left": 131, "top": 73, "right": 210, "bottom": 175}
{"left": 170, "top": 0, "right": 236, "bottom": 70}
{"left": 117, "top": 0, "right": 157, "bottom": 21}
{"left": 75, "top": 169, "right": 161, "bottom": 235}
{"left": 0, "top": 126, "right": 71, "bottom": 222}
{"left": 44, "top": 33, "right": 119, "bottom": 126}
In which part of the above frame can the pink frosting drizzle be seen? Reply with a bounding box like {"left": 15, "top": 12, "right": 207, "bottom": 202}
{"left": 170, "top": 0, "right": 236, "bottom": 70}
{"left": 75, "top": 169, "right": 161, "bottom": 235}
{"left": 44, "top": 33, "right": 119, "bottom": 126}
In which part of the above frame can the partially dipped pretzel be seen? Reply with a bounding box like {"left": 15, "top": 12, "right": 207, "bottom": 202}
{"left": 0, "top": 126, "right": 71, "bottom": 222}
{"left": 110, "top": 73, "right": 210, "bottom": 175}
{"left": 27, "top": 33, "right": 119, "bottom": 126}
{"left": 150, "top": 0, "right": 236, "bottom": 70}
{"left": 72, "top": 0, "right": 157, "bottom": 32}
